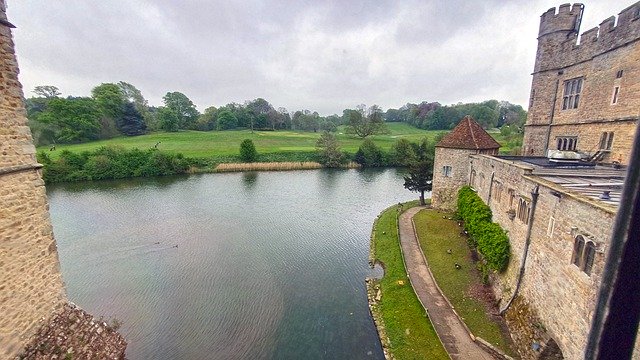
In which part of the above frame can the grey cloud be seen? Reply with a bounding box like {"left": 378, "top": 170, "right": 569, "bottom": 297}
{"left": 6, "top": 0, "right": 632, "bottom": 115}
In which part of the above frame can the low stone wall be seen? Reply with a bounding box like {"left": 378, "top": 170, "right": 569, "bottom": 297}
{"left": 17, "top": 303, "right": 127, "bottom": 360}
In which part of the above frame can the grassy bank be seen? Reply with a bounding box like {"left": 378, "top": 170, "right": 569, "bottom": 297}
{"left": 413, "top": 208, "right": 516, "bottom": 356}
{"left": 369, "top": 202, "right": 449, "bottom": 359}
{"left": 37, "top": 123, "right": 445, "bottom": 160}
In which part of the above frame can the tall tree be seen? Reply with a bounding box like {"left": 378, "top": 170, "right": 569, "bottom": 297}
{"left": 118, "top": 81, "right": 153, "bottom": 127}
{"left": 345, "top": 105, "right": 389, "bottom": 138}
{"left": 163, "top": 92, "right": 199, "bottom": 130}
{"left": 217, "top": 108, "right": 238, "bottom": 130}
{"left": 117, "top": 102, "right": 147, "bottom": 135}
{"left": 36, "top": 97, "right": 101, "bottom": 143}
{"left": 33, "top": 85, "right": 61, "bottom": 98}
{"left": 157, "top": 107, "right": 179, "bottom": 132}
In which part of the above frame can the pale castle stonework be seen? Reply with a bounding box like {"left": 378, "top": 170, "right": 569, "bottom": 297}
{"left": 0, "top": 1, "right": 125, "bottom": 358}
{"left": 431, "top": 2, "right": 640, "bottom": 359}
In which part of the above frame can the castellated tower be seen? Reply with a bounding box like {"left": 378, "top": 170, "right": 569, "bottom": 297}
{"left": 524, "top": 3, "right": 584, "bottom": 156}
{"left": 523, "top": 2, "right": 640, "bottom": 163}
{"left": 431, "top": 116, "right": 500, "bottom": 210}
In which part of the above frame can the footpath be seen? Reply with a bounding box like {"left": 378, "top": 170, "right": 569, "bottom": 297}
{"left": 399, "top": 206, "right": 497, "bottom": 360}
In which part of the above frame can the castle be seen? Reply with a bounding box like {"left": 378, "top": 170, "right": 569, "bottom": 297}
{"left": 0, "top": 1, "right": 125, "bottom": 358}
{"left": 432, "top": 2, "right": 640, "bottom": 359}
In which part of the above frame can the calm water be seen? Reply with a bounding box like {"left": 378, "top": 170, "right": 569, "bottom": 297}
{"left": 47, "top": 169, "right": 417, "bottom": 359}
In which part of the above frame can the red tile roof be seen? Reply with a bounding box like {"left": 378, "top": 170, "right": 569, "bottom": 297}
{"left": 436, "top": 116, "right": 501, "bottom": 150}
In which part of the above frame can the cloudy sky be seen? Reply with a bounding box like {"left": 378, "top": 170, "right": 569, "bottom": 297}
{"left": 6, "top": 0, "right": 631, "bottom": 115}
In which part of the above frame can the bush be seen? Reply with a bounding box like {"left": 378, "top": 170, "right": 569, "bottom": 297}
{"left": 457, "top": 186, "right": 510, "bottom": 272}
{"left": 354, "top": 139, "right": 386, "bottom": 167}
{"left": 239, "top": 139, "right": 258, "bottom": 162}
{"left": 41, "top": 146, "right": 190, "bottom": 183}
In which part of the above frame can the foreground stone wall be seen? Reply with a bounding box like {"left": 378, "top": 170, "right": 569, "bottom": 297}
{"left": 470, "top": 154, "right": 617, "bottom": 359}
{"left": 0, "top": 1, "right": 67, "bottom": 357}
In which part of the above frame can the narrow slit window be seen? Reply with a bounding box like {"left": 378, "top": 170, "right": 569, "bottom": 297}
{"left": 612, "top": 86, "right": 620, "bottom": 104}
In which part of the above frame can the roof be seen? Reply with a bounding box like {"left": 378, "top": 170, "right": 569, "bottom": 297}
{"left": 496, "top": 156, "right": 627, "bottom": 208}
{"left": 436, "top": 116, "right": 501, "bottom": 150}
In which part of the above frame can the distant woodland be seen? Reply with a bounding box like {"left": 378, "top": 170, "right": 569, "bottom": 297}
{"left": 25, "top": 83, "right": 527, "bottom": 147}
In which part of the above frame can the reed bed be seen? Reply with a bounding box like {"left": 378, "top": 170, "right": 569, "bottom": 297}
{"left": 214, "top": 161, "right": 361, "bottom": 172}
{"left": 215, "top": 162, "right": 322, "bottom": 172}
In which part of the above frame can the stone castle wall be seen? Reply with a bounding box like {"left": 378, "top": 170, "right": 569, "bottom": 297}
{"left": 524, "top": 2, "right": 640, "bottom": 160}
{"left": 431, "top": 147, "right": 475, "bottom": 210}
{"left": 0, "top": 1, "right": 68, "bottom": 358}
{"left": 470, "top": 154, "right": 616, "bottom": 359}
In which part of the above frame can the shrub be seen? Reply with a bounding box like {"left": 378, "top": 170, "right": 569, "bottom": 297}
{"left": 41, "top": 146, "right": 190, "bottom": 183}
{"left": 239, "top": 139, "right": 258, "bottom": 162}
{"left": 354, "top": 139, "right": 386, "bottom": 167}
{"left": 457, "top": 186, "right": 510, "bottom": 272}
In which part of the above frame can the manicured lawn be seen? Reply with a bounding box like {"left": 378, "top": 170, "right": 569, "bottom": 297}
{"left": 37, "top": 123, "right": 446, "bottom": 160}
{"left": 371, "top": 201, "right": 449, "bottom": 360}
{"left": 413, "top": 209, "right": 516, "bottom": 356}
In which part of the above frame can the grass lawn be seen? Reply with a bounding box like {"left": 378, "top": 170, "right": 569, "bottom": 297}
{"left": 37, "top": 123, "right": 446, "bottom": 160}
{"left": 371, "top": 201, "right": 449, "bottom": 360}
{"left": 413, "top": 209, "right": 516, "bottom": 357}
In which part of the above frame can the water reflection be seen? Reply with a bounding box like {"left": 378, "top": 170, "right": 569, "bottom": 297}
{"left": 242, "top": 171, "right": 258, "bottom": 190}
{"left": 48, "top": 169, "right": 416, "bottom": 359}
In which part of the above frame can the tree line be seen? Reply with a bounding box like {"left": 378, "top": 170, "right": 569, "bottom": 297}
{"left": 25, "top": 82, "right": 526, "bottom": 148}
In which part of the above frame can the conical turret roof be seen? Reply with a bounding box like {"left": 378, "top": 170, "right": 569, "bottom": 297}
{"left": 436, "top": 116, "right": 501, "bottom": 150}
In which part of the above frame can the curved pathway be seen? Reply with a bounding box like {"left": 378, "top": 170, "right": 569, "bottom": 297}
{"left": 399, "top": 206, "right": 496, "bottom": 360}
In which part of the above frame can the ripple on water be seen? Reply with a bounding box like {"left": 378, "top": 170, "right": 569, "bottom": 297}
{"left": 47, "top": 169, "right": 423, "bottom": 359}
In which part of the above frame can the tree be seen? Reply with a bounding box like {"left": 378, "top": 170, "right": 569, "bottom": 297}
{"left": 390, "top": 138, "right": 417, "bottom": 166}
{"left": 316, "top": 131, "right": 345, "bottom": 167}
{"left": 403, "top": 160, "right": 433, "bottom": 206}
{"left": 118, "top": 81, "right": 153, "bottom": 127}
{"left": 92, "top": 83, "right": 125, "bottom": 120}
{"left": 345, "top": 105, "right": 389, "bottom": 138}
{"left": 33, "top": 85, "right": 61, "bottom": 98}
{"left": 239, "top": 139, "right": 258, "bottom": 162}
{"left": 217, "top": 108, "right": 238, "bottom": 130}
{"left": 36, "top": 97, "right": 101, "bottom": 143}
{"left": 163, "top": 92, "right": 199, "bottom": 130}
{"left": 354, "top": 139, "right": 385, "bottom": 167}
{"left": 196, "top": 106, "right": 218, "bottom": 131}
{"left": 117, "top": 102, "right": 147, "bottom": 135}
{"left": 157, "top": 107, "right": 179, "bottom": 132}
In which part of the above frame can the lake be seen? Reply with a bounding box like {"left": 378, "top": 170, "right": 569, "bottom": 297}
{"left": 47, "top": 169, "right": 417, "bottom": 359}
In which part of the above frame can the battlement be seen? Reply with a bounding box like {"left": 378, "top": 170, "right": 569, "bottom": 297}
{"left": 535, "top": 2, "right": 640, "bottom": 73}
{"left": 539, "top": 3, "right": 583, "bottom": 37}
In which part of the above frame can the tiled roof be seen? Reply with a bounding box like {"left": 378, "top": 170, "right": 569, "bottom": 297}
{"left": 436, "top": 115, "right": 501, "bottom": 150}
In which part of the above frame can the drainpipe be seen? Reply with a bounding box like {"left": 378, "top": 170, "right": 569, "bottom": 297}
{"left": 499, "top": 185, "right": 540, "bottom": 315}
{"left": 543, "top": 80, "right": 560, "bottom": 156}
{"left": 487, "top": 171, "right": 495, "bottom": 204}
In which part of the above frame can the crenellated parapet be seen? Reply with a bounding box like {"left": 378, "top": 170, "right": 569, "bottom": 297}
{"left": 535, "top": 2, "right": 640, "bottom": 73}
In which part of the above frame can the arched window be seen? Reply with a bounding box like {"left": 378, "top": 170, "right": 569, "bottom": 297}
{"left": 470, "top": 170, "right": 476, "bottom": 187}
{"left": 572, "top": 235, "right": 585, "bottom": 267}
{"left": 572, "top": 235, "right": 596, "bottom": 275}
{"left": 584, "top": 242, "right": 596, "bottom": 275}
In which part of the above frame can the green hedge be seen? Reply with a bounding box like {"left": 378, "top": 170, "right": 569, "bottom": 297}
{"left": 457, "top": 186, "right": 510, "bottom": 272}
{"left": 38, "top": 146, "right": 191, "bottom": 183}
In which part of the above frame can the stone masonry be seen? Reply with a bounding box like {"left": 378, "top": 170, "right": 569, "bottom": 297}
{"left": 0, "top": 1, "right": 67, "bottom": 357}
{"left": 1, "top": 1, "right": 126, "bottom": 358}
{"left": 430, "top": 3, "right": 640, "bottom": 358}
{"left": 523, "top": 2, "right": 640, "bottom": 163}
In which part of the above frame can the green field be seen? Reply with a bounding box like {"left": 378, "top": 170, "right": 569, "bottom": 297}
{"left": 37, "top": 123, "right": 444, "bottom": 159}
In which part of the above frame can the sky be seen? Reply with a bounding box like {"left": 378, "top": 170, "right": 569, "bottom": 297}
{"left": 6, "top": 0, "right": 633, "bottom": 115}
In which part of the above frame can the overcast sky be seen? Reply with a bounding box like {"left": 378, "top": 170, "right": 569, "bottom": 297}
{"left": 6, "top": 1, "right": 632, "bottom": 115}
